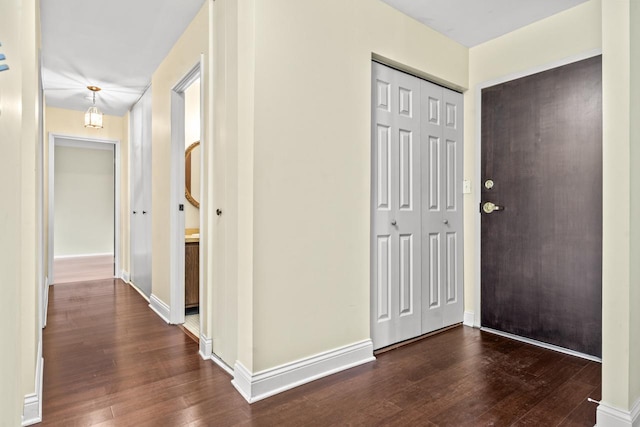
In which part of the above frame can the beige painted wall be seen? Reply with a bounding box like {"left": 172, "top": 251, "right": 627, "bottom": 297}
{"left": 211, "top": 0, "right": 244, "bottom": 367}
{"left": 240, "top": 0, "right": 468, "bottom": 372}
{"left": 630, "top": 0, "right": 640, "bottom": 409}
{"left": 206, "top": 0, "right": 469, "bottom": 370}
{"left": 629, "top": 1, "right": 640, "bottom": 407}
{"left": 464, "top": 0, "right": 602, "bottom": 319}
{"left": 20, "top": 0, "right": 41, "bottom": 411}
{"left": 150, "top": 2, "right": 209, "bottom": 307}
{"left": 54, "top": 146, "right": 115, "bottom": 256}
{"left": 45, "top": 106, "right": 130, "bottom": 274}
{"left": 0, "top": 0, "right": 41, "bottom": 423}
{"left": 600, "top": 0, "right": 640, "bottom": 414}
{"left": 46, "top": 106, "right": 126, "bottom": 140}
{"left": 185, "top": 79, "right": 201, "bottom": 229}
{"left": 0, "top": 0, "right": 30, "bottom": 423}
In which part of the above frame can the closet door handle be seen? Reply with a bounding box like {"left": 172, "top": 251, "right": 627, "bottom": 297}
{"left": 142, "top": 211, "right": 147, "bottom": 214}
{"left": 133, "top": 211, "right": 137, "bottom": 214}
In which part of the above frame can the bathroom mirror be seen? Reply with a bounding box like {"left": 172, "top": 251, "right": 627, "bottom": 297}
{"left": 185, "top": 141, "right": 200, "bottom": 208}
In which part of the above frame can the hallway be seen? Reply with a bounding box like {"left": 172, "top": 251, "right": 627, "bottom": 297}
{"left": 42, "top": 279, "right": 242, "bottom": 425}
{"left": 42, "top": 280, "right": 601, "bottom": 426}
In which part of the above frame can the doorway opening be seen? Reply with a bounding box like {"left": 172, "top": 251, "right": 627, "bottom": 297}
{"left": 183, "top": 77, "right": 202, "bottom": 338}
{"left": 48, "top": 134, "right": 121, "bottom": 285}
{"left": 169, "top": 60, "right": 204, "bottom": 342}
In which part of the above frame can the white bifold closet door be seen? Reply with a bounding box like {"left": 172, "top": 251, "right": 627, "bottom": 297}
{"left": 130, "top": 87, "right": 152, "bottom": 297}
{"left": 371, "top": 62, "right": 463, "bottom": 350}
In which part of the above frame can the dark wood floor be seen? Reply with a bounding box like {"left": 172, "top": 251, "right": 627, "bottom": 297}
{"left": 42, "top": 279, "right": 601, "bottom": 426}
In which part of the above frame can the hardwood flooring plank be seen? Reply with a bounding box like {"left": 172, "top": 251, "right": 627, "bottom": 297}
{"left": 41, "top": 279, "right": 601, "bottom": 426}
{"left": 512, "top": 379, "right": 596, "bottom": 426}
{"left": 570, "top": 362, "right": 602, "bottom": 387}
{"left": 558, "top": 385, "right": 600, "bottom": 427}
{"left": 473, "top": 358, "right": 588, "bottom": 425}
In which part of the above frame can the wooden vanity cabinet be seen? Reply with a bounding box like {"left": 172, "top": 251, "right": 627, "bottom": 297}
{"left": 185, "top": 241, "right": 199, "bottom": 309}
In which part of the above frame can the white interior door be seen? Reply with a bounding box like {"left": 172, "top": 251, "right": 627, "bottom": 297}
{"left": 371, "top": 62, "right": 463, "bottom": 350}
{"left": 130, "top": 88, "right": 152, "bottom": 297}
{"left": 371, "top": 62, "right": 422, "bottom": 349}
{"left": 420, "top": 81, "right": 464, "bottom": 334}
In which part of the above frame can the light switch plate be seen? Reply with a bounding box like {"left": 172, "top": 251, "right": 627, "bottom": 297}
{"left": 463, "top": 180, "right": 471, "bottom": 194}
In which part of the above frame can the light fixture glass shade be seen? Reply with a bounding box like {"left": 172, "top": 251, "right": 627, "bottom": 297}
{"left": 84, "top": 106, "right": 103, "bottom": 129}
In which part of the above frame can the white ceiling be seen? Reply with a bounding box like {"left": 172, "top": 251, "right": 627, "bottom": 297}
{"left": 380, "top": 0, "right": 589, "bottom": 48}
{"left": 41, "top": 0, "right": 205, "bottom": 116}
{"left": 41, "top": 0, "right": 589, "bottom": 117}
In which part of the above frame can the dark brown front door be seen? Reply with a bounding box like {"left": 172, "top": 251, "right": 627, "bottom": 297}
{"left": 481, "top": 56, "right": 602, "bottom": 357}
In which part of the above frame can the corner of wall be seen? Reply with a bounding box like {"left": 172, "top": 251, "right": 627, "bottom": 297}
{"left": 596, "top": 398, "right": 640, "bottom": 427}
{"left": 149, "top": 294, "right": 171, "bottom": 323}
{"left": 463, "top": 311, "right": 475, "bottom": 327}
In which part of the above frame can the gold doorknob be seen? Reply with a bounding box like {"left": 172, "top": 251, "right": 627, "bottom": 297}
{"left": 482, "top": 201, "right": 503, "bottom": 214}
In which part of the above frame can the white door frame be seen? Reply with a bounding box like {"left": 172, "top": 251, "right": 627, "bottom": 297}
{"left": 37, "top": 53, "right": 45, "bottom": 331}
{"left": 47, "top": 133, "right": 122, "bottom": 285}
{"left": 169, "top": 58, "right": 203, "bottom": 325}
{"left": 473, "top": 48, "right": 602, "bottom": 328}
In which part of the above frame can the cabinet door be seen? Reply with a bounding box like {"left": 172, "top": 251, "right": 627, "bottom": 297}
{"left": 185, "top": 242, "right": 199, "bottom": 308}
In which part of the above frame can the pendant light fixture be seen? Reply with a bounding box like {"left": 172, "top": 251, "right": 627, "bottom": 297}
{"left": 84, "top": 85, "right": 103, "bottom": 129}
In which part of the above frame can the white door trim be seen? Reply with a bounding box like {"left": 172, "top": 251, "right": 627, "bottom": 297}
{"left": 473, "top": 48, "right": 602, "bottom": 328}
{"left": 169, "top": 59, "right": 203, "bottom": 325}
{"left": 47, "top": 133, "right": 121, "bottom": 285}
{"left": 197, "top": 56, "right": 205, "bottom": 339}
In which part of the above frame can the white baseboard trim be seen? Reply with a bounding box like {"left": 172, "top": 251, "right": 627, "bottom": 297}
{"left": 54, "top": 252, "right": 114, "bottom": 259}
{"left": 149, "top": 294, "right": 170, "bottom": 324}
{"left": 22, "top": 343, "right": 43, "bottom": 426}
{"left": 211, "top": 354, "right": 234, "bottom": 377}
{"left": 199, "top": 334, "right": 212, "bottom": 359}
{"left": 121, "top": 270, "right": 130, "bottom": 282}
{"left": 128, "top": 281, "right": 150, "bottom": 303}
{"left": 231, "top": 339, "right": 375, "bottom": 404}
{"left": 463, "top": 311, "right": 475, "bottom": 327}
{"left": 597, "top": 398, "right": 640, "bottom": 427}
{"left": 481, "top": 327, "right": 601, "bottom": 363}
